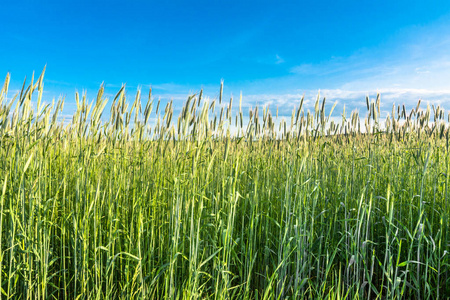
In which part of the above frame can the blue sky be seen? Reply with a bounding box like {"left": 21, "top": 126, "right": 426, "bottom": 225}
{"left": 2, "top": 0, "right": 450, "bottom": 115}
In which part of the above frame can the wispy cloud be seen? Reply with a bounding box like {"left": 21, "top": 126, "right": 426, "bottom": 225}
{"left": 286, "top": 20, "right": 450, "bottom": 96}
{"left": 290, "top": 63, "right": 315, "bottom": 74}
{"left": 275, "top": 54, "right": 284, "bottom": 64}
{"left": 239, "top": 87, "right": 450, "bottom": 118}
{"left": 6, "top": 12, "right": 450, "bottom": 121}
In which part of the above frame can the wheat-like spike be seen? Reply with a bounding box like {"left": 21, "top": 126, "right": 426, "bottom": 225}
{"left": 144, "top": 96, "right": 153, "bottom": 125}
{"left": 30, "top": 71, "right": 35, "bottom": 93}
{"left": 376, "top": 93, "right": 381, "bottom": 115}
{"left": 392, "top": 103, "right": 395, "bottom": 121}
{"left": 156, "top": 98, "right": 161, "bottom": 115}
{"left": 315, "top": 94, "right": 320, "bottom": 121}
{"left": 372, "top": 102, "right": 377, "bottom": 121}
{"left": 219, "top": 80, "right": 223, "bottom": 104}
{"left": 1, "top": 73, "right": 10, "bottom": 101}
{"left": 295, "top": 105, "right": 301, "bottom": 125}
{"left": 198, "top": 89, "right": 203, "bottom": 107}
{"left": 416, "top": 99, "right": 422, "bottom": 113}
{"left": 327, "top": 101, "right": 337, "bottom": 123}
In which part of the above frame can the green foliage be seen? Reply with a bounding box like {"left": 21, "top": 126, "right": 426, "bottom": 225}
{"left": 0, "top": 71, "right": 448, "bottom": 299}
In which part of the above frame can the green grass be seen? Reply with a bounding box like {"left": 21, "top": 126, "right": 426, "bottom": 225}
{"left": 0, "top": 69, "right": 448, "bottom": 299}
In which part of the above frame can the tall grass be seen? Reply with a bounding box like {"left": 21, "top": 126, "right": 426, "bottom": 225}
{"left": 0, "top": 70, "right": 448, "bottom": 299}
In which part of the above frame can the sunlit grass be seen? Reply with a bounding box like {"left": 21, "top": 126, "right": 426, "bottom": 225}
{"left": 0, "top": 69, "right": 448, "bottom": 299}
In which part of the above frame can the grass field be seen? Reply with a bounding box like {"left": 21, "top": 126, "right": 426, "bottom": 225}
{"left": 0, "top": 70, "right": 449, "bottom": 299}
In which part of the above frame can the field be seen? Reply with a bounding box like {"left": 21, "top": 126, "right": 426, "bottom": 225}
{"left": 0, "top": 71, "right": 449, "bottom": 299}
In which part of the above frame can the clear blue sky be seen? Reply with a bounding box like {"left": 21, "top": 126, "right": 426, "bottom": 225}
{"left": 2, "top": 0, "right": 450, "bottom": 114}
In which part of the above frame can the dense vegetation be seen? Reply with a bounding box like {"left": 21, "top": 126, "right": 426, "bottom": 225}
{"left": 0, "top": 70, "right": 448, "bottom": 299}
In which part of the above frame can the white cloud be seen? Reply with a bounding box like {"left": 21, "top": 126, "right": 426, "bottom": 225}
{"left": 415, "top": 67, "right": 430, "bottom": 74}
{"left": 237, "top": 87, "right": 450, "bottom": 118}
{"left": 285, "top": 20, "right": 450, "bottom": 100}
